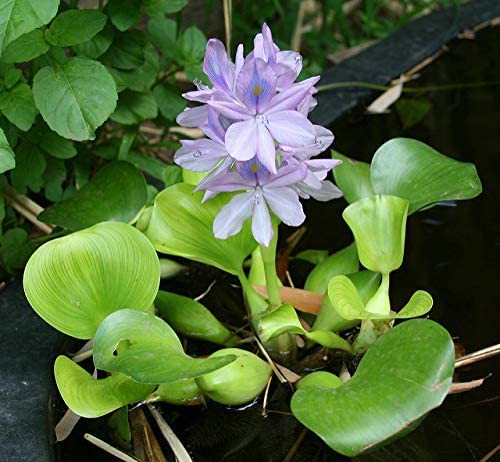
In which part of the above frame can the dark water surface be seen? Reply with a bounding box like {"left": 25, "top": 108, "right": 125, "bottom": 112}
{"left": 55, "top": 27, "right": 499, "bottom": 462}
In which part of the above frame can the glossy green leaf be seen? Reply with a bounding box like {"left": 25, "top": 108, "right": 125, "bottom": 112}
{"left": 0, "top": 82, "right": 36, "bottom": 131}
{"left": 106, "top": 0, "right": 141, "bottom": 31}
{"left": 93, "top": 309, "right": 236, "bottom": 384}
{"left": 1, "top": 28, "right": 49, "bottom": 63}
{"left": 45, "top": 9, "right": 107, "bottom": 47}
{"left": 155, "top": 290, "right": 236, "bottom": 346}
{"left": 0, "top": 0, "right": 58, "bottom": 53}
{"left": 33, "top": 57, "right": 117, "bottom": 141}
{"left": 328, "top": 275, "right": 432, "bottom": 320}
{"left": 39, "top": 161, "right": 147, "bottom": 230}
{"left": 291, "top": 319, "right": 455, "bottom": 456}
{"left": 296, "top": 371, "right": 343, "bottom": 390}
{"left": 304, "top": 242, "right": 358, "bottom": 294}
{"left": 54, "top": 355, "right": 154, "bottom": 418}
{"left": 371, "top": 138, "right": 482, "bottom": 214}
{"left": 24, "top": 222, "right": 160, "bottom": 339}
{"left": 343, "top": 195, "right": 408, "bottom": 274}
{"left": 146, "top": 183, "right": 257, "bottom": 275}
{"left": 111, "top": 91, "right": 158, "bottom": 125}
{"left": 195, "top": 348, "right": 272, "bottom": 405}
{"left": 73, "top": 24, "right": 114, "bottom": 60}
{"left": 332, "top": 151, "right": 375, "bottom": 204}
{"left": 258, "top": 304, "right": 352, "bottom": 352}
{"left": 0, "top": 127, "right": 15, "bottom": 173}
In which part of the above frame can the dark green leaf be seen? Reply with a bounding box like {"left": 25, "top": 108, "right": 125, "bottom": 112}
{"left": 33, "top": 57, "right": 117, "bottom": 141}
{"left": 163, "top": 164, "right": 182, "bottom": 187}
{"left": 142, "top": 0, "right": 188, "bottom": 15}
{"left": 45, "top": 9, "right": 107, "bottom": 47}
{"left": 127, "top": 151, "right": 166, "bottom": 182}
{"left": 179, "top": 26, "right": 206, "bottom": 63}
{"left": 106, "top": 0, "right": 141, "bottom": 31}
{"left": 332, "top": 151, "right": 375, "bottom": 204}
{"left": 0, "top": 227, "right": 36, "bottom": 271}
{"left": 73, "top": 24, "right": 114, "bottom": 60}
{"left": 101, "top": 30, "right": 147, "bottom": 70}
{"left": 10, "top": 141, "right": 45, "bottom": 193}
{"left": 39, "top": 128, "right": 77, "bottom": 159}
{"left": 39, "top": 161, "right": 147, "bottom": 230}
{"left": 291, "top": 319, "right": 455, "bottom": 457}
{"left": 0, "top": 82, "right": 36, "bottom": 131}
{"left": 108, "top": 407, "right": 131, "bottom": 450}
{"left": 148, "top": 17, "right": 178, "bottom": 60}
{"left": 43, "top": 156, "right": 65, "bottom": 202}
{"left": 111, "top": 91, "right": 158, "bottom": 125}
{"left": 2, "top": 66, "right": 22, "bottom": 88}
{"left": 395, "top": 98, "right": 432, "bottom": 129}
{"left": 1, "top": 28, "right": 49, "bottom": 63}
{"left": 0, "top": 126, "right": 15, "bottom": 173}
{"left": 153, "top": 83, "right": 186, "bottom": 121}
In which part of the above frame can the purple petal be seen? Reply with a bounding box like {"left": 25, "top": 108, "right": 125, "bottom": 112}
{"left": 263, "top": 186, "right": 305, "bottom": 226}
{"left": 237, "top": 159, "right": 271, "bottom": 184}
{"left": 208, "top": 99, "right": 251, "bottom": 120}
{"left": 200, "top": 171, "right": 255, "bottom": 192}
{"left": 196, "top": 157, "right": 233, "bottom": 193}
{"left": 263, "top": 163, "right": 307, "bottom": 188}
{"left": 300, "top": 180, "right": 343, "bottom": 202}
{"left": 256, "top": 122, "right": 277, "bottom": 174}
{"left": 182, "top": 88, "right": 215, "bottom": 103}
{"left": 225, "top": 118, "right": 258, "bottom": 161}
{"left": 176, "top": 105, "right": 208, "bottom": 127}
{"left": 235, "top": 44, "right": 245, "bottom": 79}
{"left": 236, "top": 58, "right": 277, "bottom": 114}
{"left": 267, "top": 110, "right": 315, "bottom": 147}
{"left": 174, "top": 139, "right": 228, "bottom": 171}
{"left": 276, "top": 50, "right": 302, "bottom": 77}
{"left": 252, "top": 190, "right": 273, "bottom": 246}
{"left": 266, "top": 76, "right": 320, "bottom": 114}
{"left": 203, "top": 39, "right": 235, "bottom": 93}
{"left": 213, "top": 192, "right": 254, "bottom": 239}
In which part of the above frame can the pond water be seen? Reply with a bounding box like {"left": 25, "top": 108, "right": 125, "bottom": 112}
{"left": 54, "top": 26, "right": 500, "bottom": 462}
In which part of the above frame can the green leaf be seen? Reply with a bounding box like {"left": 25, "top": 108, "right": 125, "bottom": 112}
{"left": 39, "top": 161, "right": 147, "bottom": 230}
{"left": 0, "top": 227, "right": 36, "bottom": 271}
{"left": 328, "top": 275, "right": 432, "bottom": 320}
{"left": 343, "top": 195, "right": 408, "bottom": 274}
{"left": 155, "top": 290, "right": 236, "bottom": 346}
{"left": 39, "top": 128, "right": 77, "bottom": 159}
{"left": 33, "top": 57, "right": 117, "bottom": 141}
{"left": 163, "top": 164, "right": 183, "bottom": 187}
{"left": 179, "top": 26, "right": 206, "bottom": 64}
{"left": 146, "top": 183, "right": 257, "bottom": 275}
{"left": 258, "top": 304, "right": 352, "bottom": 352}
{"left": 23, "top": 222, "right": 160, "bottom": 339}
{"left": 93, "top": 309, "right": 237, "bottom": 384}
{"left": 101, "top": 30, "right": 146, "bottom": 70}
{"left": 54, "top": 355, "right": 154, "bottom": 418}
{"left": 153, "top": 379, "right": 202, "bottom": 405}
{"left": 291, "top": 319, "right": 455, "bottom": 457}
{"left": 73, "top": 24, "right": 114, "bottom": 60}
{"left": 45, "top": 9, "right": 107, "bottom": 47}
{"left": 332, "top": 151, "right": 375, "bottom": 204}
{"left": 296, "top": 371, "right": 343, "bottom": 390}
{"left": 111, "top": 90, "right": 158, "bottom": 125}
{"left": 127, "top": 151, "right": 166, "bottom": 182}
{"left": 0, "top": 82, "right": 36, "bottom": 131}
{"left": 106, "top": 0, "right": 141, "bottom": 31}
{"left": 0, "top": 0, "right": 58, "bottom": 53}
{"left": 395, "top": 98, "right": 432, "bottom": 129}
{"left": 153, "top": 83, "right": 186, "bottom": 121}
{"left": 1, "top": 65, "right": 21, "bottom": 88}
{"left": 10, "top": 141, "right": 45, "bottom": 193}
{"left": 0, "top": 126, "right": 15, "bottom": 173}
{"left": 371, "top": 138, "right": 482, "bottom": 214}
{"left": 304, "top": 243, "right": 359, "bottom": 294}
{"left": 1, "top": 28, "right": 49, "bottom": 63}
{"left": 294, "top": 249, "right": 328, "bottom": 265}
{"left": 43, "top": 155, "right": 65, "bottom": 201}
{"left": 108, "top": 407, "right": 132, "bottom": 450}
{"left": 148, "top": 17, "right": 178, "bottom": 61}
{"left": 142, "top": 0, "right": 188, "bottom": 15}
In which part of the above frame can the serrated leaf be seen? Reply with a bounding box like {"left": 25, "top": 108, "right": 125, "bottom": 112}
{"left": 39, "top": 161, "right": 148, "bottom": 230}
{"left": 10, "top": 141, "right": 45, "bottom": 192}
{"left": 111, "top": 90, "right": 158, "bottom": 125}
{"left": 0, "top": 82, "right": 36, "bottom": 131}
{"left": 0, "top": 126, "right": 15, "bottom": 173}
{"left": 0, "top": 0, "right": 58, "bottom": 53}
{"left": 146, "top": 183, "right": 257, "bottom": 275}
{"left": 106, "top": 0, "right": 141, "bottom": 31}
{"left": 0, "top": 227, "right": 36, "bottom": 271}
{"left": 23, "top": 221, "right": 160, "bottom": 339}
{"left": 291, "top": 319, "right": 455, "bottom": 457}
{"left": 73, "top": 23, "right": 114, "bottom": 60}
{"left": 45, "top": 9, "right": 107, "bottom": 47}
{"left": 93, "top": 309, "right": 237, "bottom": 384}
{"left": 33, "top": 57, "right": 117, "bottom": 141}
{"left": 147, "top": 16, "right": 178, "bottom": 60}
{"left": 332, "top": 151, "right": 374, "bottom": 204}
{"left": 101, "top": 30, "right": 146, "bottom": 70}
{"left": 54, "top": 356, "right": 154, "bottom": 418}
{"left": 153, "top": 83, "right": 186, "bottom": 121}
{"left": 371, "top": 138, "right": 482, "bottom": 214}
{"left": 179, "top": 26, "right": 206, "bottom": 64}
{"left": 1, "top": 28, "right": 49, "bottom": 63}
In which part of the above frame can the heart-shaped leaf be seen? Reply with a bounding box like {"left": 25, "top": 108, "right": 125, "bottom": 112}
{"left": 304, "top": 242, "right": 359, "bottom": 294}
{"left": 332, "top": 151, "right": 375, "bottom": 204}
{"left": 296, "top": 371, "right": 343, "bottom": 390}
{"left": 39, "top": 161, "right": 148, "bottom": 230}
{"left": 343, "top": 195, "right": 408, "bottom": 274}
{"left": 93, "top": 309, "right": 237, "bottom": 384}
{"left": 155, "top": 290, "right": 237, "bottom": 346}
{"left": 146, "top": 183, "right": 257, "bottom": 275}
{"left": 23, "top": 222, "right": 160, "bottom": 339}
{"left": 291, "top": 319, "right": 455, "bottom": 456}
{"left": 54, "top": 355, "right": 154, "bottom": 418}
{"left": 371, "top": 138, "right": 482, "bottom": 214}
{"left": 258, "top": 304, "right": 352, "bottom": 353}
{"left": 328, "top": 275, "right": 432, "bottom": 320}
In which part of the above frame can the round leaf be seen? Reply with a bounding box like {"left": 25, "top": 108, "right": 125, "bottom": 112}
{"left": 146, "top": 183, "right": 257, "bottom": 275}
{"left": 291, "top": 319, "right": 455, "bottom": 456}
{"left": 23, "top": 222, "right": 160, "bottom": 339}
{"left": 343, "top": 195, "right": 409, "bottom": 274}
{"left": 33, "top": 57, "right": 118, "bottom": 141}
{"left": 1, "top": 28, "right": 49, "bottom": 63}
{"left": 93, "top": 309, "right": 237, "bottom": 384}
{"left": 371, "top": 138, "right": 482, "bottom": 214}
{"left": 54, "top": 355, "right": 154, "bottom": 418}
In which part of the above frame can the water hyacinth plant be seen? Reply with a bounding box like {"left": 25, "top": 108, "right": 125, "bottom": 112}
{"left": 22, "top": 24, "right": 484, "bottom": 458}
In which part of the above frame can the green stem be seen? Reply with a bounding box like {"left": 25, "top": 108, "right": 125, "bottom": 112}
{"left": 364, "top": 272, "right": 390, "bottom": 315}
{"left": 237, "top": 270, "right": 268, "bottom": 318}
{"left": 259, "top": 232, "right": 281, "bottom": 309}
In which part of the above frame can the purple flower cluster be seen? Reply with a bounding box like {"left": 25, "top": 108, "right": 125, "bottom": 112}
{"left": 175, "top": 24, "right": 342, "bottom": 246}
